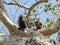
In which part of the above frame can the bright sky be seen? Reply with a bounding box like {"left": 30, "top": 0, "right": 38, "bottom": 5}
{"left": 1, "top": 0, "right": 60, "bottom": 40}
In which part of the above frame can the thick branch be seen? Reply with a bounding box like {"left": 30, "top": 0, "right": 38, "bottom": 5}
{"left": 0, "top": 0, "right": 60, "bottom": 37}
{"left": 0, "top": 0, "right": 9, "bottom": 17}
{"left": 40, "top": 20, "right": 60, "bottom": 36}
{"left": 0, "top": 0, "right": 32, "bottom": 37}
{"left": 0, "top": 8, "right": 60, "bottom": 36}
{"left": 0, "top": 11, "right": 32, "bottom": 37}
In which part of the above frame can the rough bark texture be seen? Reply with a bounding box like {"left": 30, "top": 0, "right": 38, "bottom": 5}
{"left": 0, "top": 0, "right": 60, "bottom": 37}
{"left": 0, "top": 34, "right": 59, "bottom": 45}
{"left": 0, "top": 0, "right": 60, "bottom": 45}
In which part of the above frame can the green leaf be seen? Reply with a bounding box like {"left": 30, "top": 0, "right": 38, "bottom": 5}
{"left": 48, "top": 22, "right": 54, "bottom": 26}
{"left": 46, "top": 18, "right": 49, "bottom": 22}
{"left": 58, "top": 32, "right": 60, "bottom": 36}
{"left": 53, "top": 5, "right": 57, "bottom": 8}
{"left": 44, "top": 9, "right": 47, "bottom": 12}
{"left": 47, "top": 22, "right": 54, "bottom": 27}
{"left": 49, "top": 8, "right": 51, "bottom": 10}
{"left": 50, "top": 22, "right": 54, "bottom": 25}
{"left": 44, "top": 4, "right": 47, "bottom": 8}
{"left": 44, "top": 4, "right": 51, "bottom": 9}
{"left": 48, "top": 4, "right": 51, "bottom": 8}
{"left": 15, "top": 23, "right": 18, "bottom": 27}
{"left": 32, "top": 9, "right": 36, "bottom": 12}
{"left": 47, "top": 24, "right": 51, "bottom": 27}
{"left": 54, "top": 12, "right": 57, "bottom": 16}
{"left": 51, "top": 8, "right": 55, "bottom": 12}
{"left": 24, "top": 12, "right": 26, "bottom": 15}
{"left": 29, "top": 18, "right": 33, "bottom": 22}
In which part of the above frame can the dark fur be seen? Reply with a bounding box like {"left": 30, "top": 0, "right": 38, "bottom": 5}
{"left": 18, "top": 15, "right": 26, "bottom": 31}
{"left": 35, "top": 21, "right": 42, "bottom": 29}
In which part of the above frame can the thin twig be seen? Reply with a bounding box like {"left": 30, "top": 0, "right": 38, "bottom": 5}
{"left": 3, "top": 1, "right": 29, "bottom": 10}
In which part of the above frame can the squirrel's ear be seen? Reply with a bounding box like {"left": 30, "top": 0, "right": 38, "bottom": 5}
{"left": 20, "top": 14, "right": 23, "bottom": 17}
{"left": 19, "top": 15, "right": 23, "bottom": 18}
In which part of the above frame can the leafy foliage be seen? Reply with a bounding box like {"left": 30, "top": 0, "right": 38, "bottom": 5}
{"left": 44, "top": 4, "right": 57, "bottom": 13}
{"left": 58, "top": 32, "right": 60, "bottom": 36}
{"left": 46, "top": 18, "right": 49, "bottom": 22}
{"left": 47, "top": 22, "right": 54, "bottom": 27}
{"left": 23, "top": 3, "right": 58, "bottom": 27}
{"left": 15, "top": 23, "right": 18, "bottom": 27}
{"left": 32, "top": 9, "right": 36, "bottom": 12}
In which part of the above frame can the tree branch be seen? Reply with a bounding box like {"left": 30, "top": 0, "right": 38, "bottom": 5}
{"left": 26, "top": 0, "right": 48, "bottom": 19}
{"left": 3, "top": 0, "right": 48, "bottom": 20}
{"left": 0, "top": 0, "right": 32, "bottom": 37}
{"left": 0, "top": 0, "right": 60, "bottom": 37}
{"left": 40, "top": 19, "right": 60, "bottom": 36}
{"left": 3, "top": 0, "right": 29, "bottom": 10}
